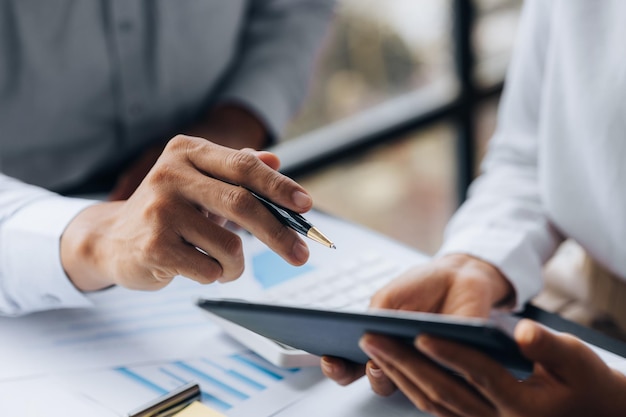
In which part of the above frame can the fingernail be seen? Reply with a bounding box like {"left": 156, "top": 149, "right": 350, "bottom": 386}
{"left": 359, "top": 337, "right": 381, "bottom": 359}
{"left": 292, "top": 240, "right": 309, "bottom": 264}
{"left": 368, "top": 364, "right": 384, "bottom": 378}
{"left": 416, "top": 335, "right": 433, "bottom": 353}
{"left": 292, "top": 191, "right": 312, "bottom": 210}
{"left": 321, "top": 357, "right": 339, "bottom": 375}
{"left": 515, "top": 320, "right": 538, "bottom": 345}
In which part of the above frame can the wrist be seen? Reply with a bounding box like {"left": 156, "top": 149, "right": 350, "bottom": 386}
{"left": 438, "top": 254, "right": 516, "bottom": 308}
{"left": 61, "top": 202, "right": 120, "bottom": 291}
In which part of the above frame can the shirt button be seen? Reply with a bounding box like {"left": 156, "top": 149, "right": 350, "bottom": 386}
{"left": 42, "top": 294, "right": 61, "bottom": 305}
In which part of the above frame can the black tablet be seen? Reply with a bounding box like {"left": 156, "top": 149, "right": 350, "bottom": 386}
{"left": 197, "top": 299, "right": 533, "bottom": 378}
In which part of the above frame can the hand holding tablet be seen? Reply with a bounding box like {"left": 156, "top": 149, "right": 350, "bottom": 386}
{"left": 197, "top": 299, "right": 533, "bottom": 378}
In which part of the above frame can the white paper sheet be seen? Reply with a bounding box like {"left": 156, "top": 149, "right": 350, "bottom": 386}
{"left": 5, "top": 209, "right": 624, "bottom": 417}
{"left": 274, "top": 377, "right": 430, "bottom": 417}
{"left": 0, "top": 277, "right": 237, "bottom": 381}
{"left": 0, "top": 211, "right": 424, "bottom": 382}
{"left": 63, "top": 349, "right": 326, "bottom": 417}
{"left": 0, "top": 376, "right": 115, "bottom": 417}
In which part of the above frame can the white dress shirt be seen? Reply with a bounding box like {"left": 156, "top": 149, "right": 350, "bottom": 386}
{"left": 0, "top": 0, "right": 333, "bottom": 316}
{"left": 438, "top": 0, "right": 626, "bottom": 308}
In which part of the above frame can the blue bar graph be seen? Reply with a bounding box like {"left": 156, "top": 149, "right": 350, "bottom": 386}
{"left": 159, "top": 367, "right": 188, "bottom": 385}
{"left": 113, "top": 351, "right": 300, "bottom": 414}
{"left": 115, "top": 367, "right": 168, "bottom": 395}
{"left": 174, "top": 361, "right": 249, "bottom": 400}
{"left": 230, "top": 353, "right": 284, "bottom": 380}
{"left": 201, "top": 358, "right": 266, "bottom": 391}
{"left": 157, "top": 367, "right": 232, "bottom": 411}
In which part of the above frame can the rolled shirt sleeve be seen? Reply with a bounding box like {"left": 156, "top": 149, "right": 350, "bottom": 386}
{"left": 436, "top": 0, "right": 563, "bottom": 310}
{"left": 215, "top": 0, "right": 335, "bottom": 140}
{"left": 0, "top": 174, "right": 96, "bottom": 316}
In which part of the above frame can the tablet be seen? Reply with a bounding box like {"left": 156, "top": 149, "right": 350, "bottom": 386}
{"left": 197, "top": 299, "right": 533, "bottom": 378}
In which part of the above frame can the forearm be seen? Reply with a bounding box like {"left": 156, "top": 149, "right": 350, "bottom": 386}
{"left": 437, "top": 0, "right": 561, "bottom": 309}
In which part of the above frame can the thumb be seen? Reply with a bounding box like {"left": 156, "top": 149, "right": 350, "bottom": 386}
{"left": 514, "top": 319, "right": 593, "bottom": 381}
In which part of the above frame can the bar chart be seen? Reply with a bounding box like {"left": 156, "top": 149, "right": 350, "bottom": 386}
{"left": 66, "top": 350, "right": 324, "bottom": 417}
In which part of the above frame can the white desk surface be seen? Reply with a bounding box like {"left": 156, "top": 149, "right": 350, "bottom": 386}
{"left": 1, "top": 211, "right": 624, "bottom": 417}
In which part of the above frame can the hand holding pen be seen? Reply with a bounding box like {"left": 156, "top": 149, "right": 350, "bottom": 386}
{"left": 62, "top": 138, "right": 333, "bottom": 293}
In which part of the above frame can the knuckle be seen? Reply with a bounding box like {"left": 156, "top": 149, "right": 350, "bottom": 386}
{"left": 227, "top": 151, "right": 260, "bottom": 181}
{"left": 222, "top": 187, "right": 256, "bottom": 217}
{"left": 222, "top": 234, "right": 244, "bottom": 259}
{"left": 165, "top": 134, "right": 208, "bottom": 162}
{"left": 264, "top": 172, "right": 290, "bottom": 195}
{"left": 143, "top": 198, "right": 174, "bottom": 225}
{"left": 146, "top": 164, "right": 165, "bottom": 185}
{"left": 147, "top": 161, "right": 180, "bottom": 188}
{"left": 165, "top": 134, "right": 190, "bottom": 154}
{"left": 195, "top": 260, "right": 223, "bottom": 284}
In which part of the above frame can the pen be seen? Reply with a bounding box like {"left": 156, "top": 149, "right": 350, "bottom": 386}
{"left": 127, "top": 382, "right": 201, "bottom": 417}
{"left": 251, "top": 191, "right": 336, "bottom": 249}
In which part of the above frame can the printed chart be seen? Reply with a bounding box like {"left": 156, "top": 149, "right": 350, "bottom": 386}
{"left": 67, "top": 350, "right": 324, "bottom": 417}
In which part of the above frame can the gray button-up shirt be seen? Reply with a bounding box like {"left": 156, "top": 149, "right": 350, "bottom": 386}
{"left": 0, "top": 0, "right": 333, "bottom": 192}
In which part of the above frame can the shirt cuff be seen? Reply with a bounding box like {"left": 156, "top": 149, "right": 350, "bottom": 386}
{"left": 436, "top": 227, "right": 544, "bottom": 311}
{"left": 1, "top": 195, "right": 97, "bottom": 315}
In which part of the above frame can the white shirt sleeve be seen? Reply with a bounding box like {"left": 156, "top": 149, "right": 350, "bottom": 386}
{"left": 0, "top": 173, "right": 96, "bottom": 316}
{"left": 436, "top": 0, "right": 563, "bottom": 309}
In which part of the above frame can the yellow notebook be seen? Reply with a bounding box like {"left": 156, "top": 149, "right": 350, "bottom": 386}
{"left": 173, "top": 401, "right": 225, "bottom": 417}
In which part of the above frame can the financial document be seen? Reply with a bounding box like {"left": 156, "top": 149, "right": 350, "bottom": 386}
{"left": 64, "top": 349, "right": 325, "bottom": 417}
{"left": 0, "top": 211, "right": 423, "bottom": 416}
{"left": 1, "top": 210, "right": 625, "bottom": 417}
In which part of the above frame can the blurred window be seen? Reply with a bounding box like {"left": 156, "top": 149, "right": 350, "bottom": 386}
{"left": 474, "top": 0, "right": 523, "bottom": 87}
{"left": 285, "top": 0, "right": 455, "bottom": 138}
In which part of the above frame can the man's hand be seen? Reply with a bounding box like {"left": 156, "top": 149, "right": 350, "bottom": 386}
{"left": 61, "top": 135, "right": 311, "bottom": 292}
{"left": 358, "top": 319, "right": 626, "bottom": 417}
{"left": 109, "top": 105, "right": 267, "bottom": 201}
{"left": 321, "top": 254, "right": 515, "bottom": 391}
